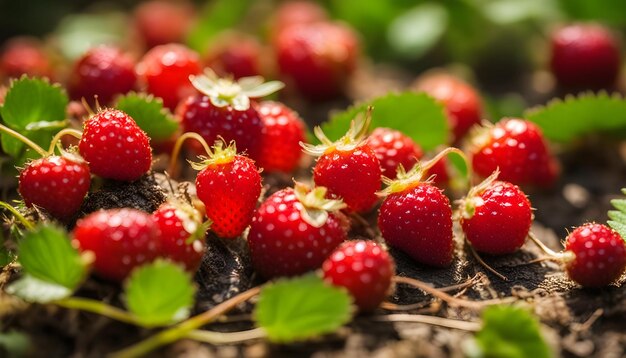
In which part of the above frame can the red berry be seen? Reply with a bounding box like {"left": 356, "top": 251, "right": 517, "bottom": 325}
{"left": 366, "top": 127, "right": 423, "bottom": 179}
{"left": 194, "top": 142, "right": 262, "bottom": 239}
{"left": 68, "top": 45, "right": 137, "bottom": 105}
{"left": 276, "top": 22, "right": 359, "bottom": 100}
{"left": 256, "top": 101, "right": 306, "bottom": 173}
{"left": 153, "top": 202, "right": 206, "bottom": 273}
{"left": 18, "top": 154, "right": 91, "bottom": 221}
{"left": 73, "top": 208, "right": 160, "bottom": 281}
{"left": 178, "top": 71, "right": 284, "bottom": 160}
{"left": 426, "top": 156, "right": 450, "bottom": 188}
{"left": 206, "top": 34, "right": 263, "bottom": 79}
{"left": 564, "top": 223, "right": 626, "bottom": 287}
{"left": 378, "top": 167, "right": 453, "bottom": 267}
{"left": 323, "top": 240, "right": 395, "bottom": 312}
{"left": 460, "top": 177, "right": 532, "bottom": 255}
{"left": 413, "top": 72, "right": 483, "bottom": 142}
{"left": 0, "top": 38, "right": 52, "bottom": 79}
{"left": 136, "top": 44, "right": 201, "bottom": 110}
{"left": 271, "top": 0, "right": 328, "bottom": 41}
{"left": 78, "top": 109, "right": 152, "bottom": 181}
{"left": 133, "top": 0, "right": 194, "bottom": 49}
{"left": 248, "top": 184, "right": 348, "bottom": 279}
{"left": 470, "top": 119, "right": 559, "bottom": 188}
{"left": 550, "top": 24, "right": 621, "bottom": 90}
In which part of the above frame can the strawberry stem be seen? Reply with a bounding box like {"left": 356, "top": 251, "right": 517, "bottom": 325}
{"left": 527, "top": 232, "right": 569, "bottom": 259}
{"left": 110, "top": 286, "right": 261, "bottom": 358}
{"left": 0, "top": 201, "right": 34, "bottom": 230}
{"left": 54, "top": 297, "right": 140, "bottom": 325}
{"left": 167, "top": 132, "right": 212, "bottom": 176}
{"left": 46, "top": 128, "right": 83, "bottom": 156}
{"left": 185, "top": 328, "right": 266, "bottom": 344}
{"left": 372, "top": 314, "right": 481, "bottom": 332}
{"left": 466, "top": 243, "right": 508, "bottom": 281}
{"left": 0, "top": 124, "right": 48, "bottom": 157}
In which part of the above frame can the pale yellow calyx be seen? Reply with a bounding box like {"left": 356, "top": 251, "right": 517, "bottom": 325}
{"left": 457, "top": 169, "right": 499, "bottom": 220}
{"left": 378, "top": 163, "right": 429, "bottom": 196}
{"left": 467, "top": 120, "right": 494, "bottom": 152}
{"left": 59, "top": 144, "right": 87, "bottom": 165}
{"left": 189, "top": 139, "right": 238, "bottom": 170}
{"left": 190, "top": 69, "right": 285, "bottom": 111}
{"left": 301, "top": 107, "right": 373, "bottom": 156}
{"left": 294, "top": 182, "right": 346, "bottom": 228}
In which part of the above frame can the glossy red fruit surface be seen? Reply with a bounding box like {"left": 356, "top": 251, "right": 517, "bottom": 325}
{"left": 366, "top": 127, "right": 423, "bottom": 179}
{"left": 271, "top": 0, "right": 328, "bottom": 40}
{"left": 0, "top": 38, "right": 52, "bottom": 79}
{"left": 206, "top": 35, "right": 263, "bottom": 79}
{"left": 256, "top": 101, "right": 306, "bottom": 173}
{"left": 134, "top": 0, "right": 194, "bottom": 48}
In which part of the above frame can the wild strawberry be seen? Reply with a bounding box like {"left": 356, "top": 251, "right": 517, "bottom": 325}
{"left": 0, "top": 37, "right": 52, "bottom": 80}
{"left": 78, "top": 109, "right": 152, "bottom": 181}
{"left": 470, "top": 118, "right": 559, "bottom": 188}
{"left": 413, "top": 72, "right": 483, "bottom": 143}
{"left": 136, "top": 44, "right": 201, "bottom": 110}
{"left": 206, "top": 34, "right": 263, "bottom": 79}
{"left": 152, "top": 201, "right": 206, "bottom": 273}
{"left": 366, "top": 127, "right": 423, "bottom": 179}
{"left": 133, "top": 0, "right": 195, "bottom": 49}
{"left": 270, "top": 0, "right": 328, "bottom": 41}
{"left": 248, "top": 183, "right": 348, "bottom": 278}
{"left": 68, "top": 45, "right": 137, "bottom": 105}
{"left": 73, "top": 208, "right": 160, "bottom": 281}
{"left": 178, "top": 69, "right": 284, "bottom": 160}
{"left": 378, "top": 163, "right": 454, "bottom": 267}
{"left": 322, "top": 240, "right": 395, "bottom": 312}
{"left": 302, "top": 113, "right": 382, "bottom": 213}
{"left": 459, "top": 172, "right": 532, "bottom": 255}
{"left": 550, "top": 23, "right": 621, "bottom": 90}
{"left": 193, "top": 141, "right": 262, "bottom": 239}
{"left": 276, "top": 21, "right": 359, "bottom": 100}
{"left": 18, "top": 154, "right": 90, "bottom": 221}
{"left": 563, "top": 223, "right": 626, "bottom": 287}
{"left": 256, "top": 101, "right": 307, "bottom": 173}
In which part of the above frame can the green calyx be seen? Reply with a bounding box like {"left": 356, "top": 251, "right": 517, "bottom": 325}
{"left": 189, "top": 139, "right": 238, "bottom": 171}
{"left": 457, "top": 169, "right": 500, "bottom": 220}
{"left": 293, "top": 182, "right": 346, "bottom": 228}
{"left": 301, "top": 107, "right": 373, "bottom": 156}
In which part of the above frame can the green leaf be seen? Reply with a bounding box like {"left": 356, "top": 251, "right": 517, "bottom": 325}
{"left": 125, "top": 260, "right": 196, "bottom": 327}
{"left": 0, "top": 330, "right": 30, "bottom": 358}
{"left": 558, "top": 0, "right": 626, "bottom": 27}
{"left": 386, "top": 3, "right": 448, "bottom": 59}
{"left": 186, "top": 0, "right": 252, "bottom": 53}
{"left": 54, "top": 12, "right": 128, "bottom": 60}
{"left": 525, "top": 92, "right": 626, "bottom": 143}
{"left": 116, "top": 93, "right": 179, "bottom": 142}
{"left": 608, "top": 189, "right": 626, "bottom": 241}
{"left": 0, "top": 77, "right": 68, "bottom": 159}
{"left": 467, "top": 305, "right": 551, "bottom": 358}
{"left": 6, "top": 275, "right": 74, "bottom": 303}
{"left": 254, "top": 274, "right": 353, "bottom": 343}
{"left": 323, "top": 92, "right": 449, "bottom": 151}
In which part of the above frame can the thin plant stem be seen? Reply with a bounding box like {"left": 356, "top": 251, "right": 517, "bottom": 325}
{"left": 167, "top": 132, "right": 212, "bottom": 176}
{"left": 372, "top": 314, "right": 481, "bottom": 332}
{"left": 54, "top": 297, "right": 139, "bottom": 325}
{"left": 0, "top": 201, "right": 34, "bottom": 230}
{"left": 186, "top": 328, "right": 266, "bottom": 344}
{"left": 47, "top": 128, "right": 83, "bottom": 155}
{"left": 527, "top": 232, "right": 565, "bottom": 258}
{"left": 467, "top": 243, "right": 508, "bottom": 281}
{"left": 110, "top": 286, "right": 261, "bottom": 358}
{"left": 0, "top": 124, "right": 47, "bottom": 157}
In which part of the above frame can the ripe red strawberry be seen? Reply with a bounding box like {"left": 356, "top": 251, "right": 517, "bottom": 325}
{"left": 270, "top": 0, "right": 328, "bottom": 41}
{"left": 136, "top": 44, "right": 201, "bottom": 110}
{"left": 366, "top": 127, "right": 423, "bottom": 179}
{"left": 550, "top": 23, "right": 621, "bottom": 90}
{"left": 133, "top": 0, "right": 194, "bottom": 49}
{"left": 73, "top": 208, "right": 160, "bottom": 281}
{"left": 563, "top": 223, "right": 626, "bottom": 287}
{"left": 256, "top": 101, "right": 307, "bottom": 173}
{"left": 276, "top": 21, "right": 359, "bottom": 100}
{"left": 206, "top": 34, "right": 263, "bottom": 79}
{"left": 459, "top": 173, "right": 532, "bottom": 255}
{"left": 0, "top": 37, "right": 52, "bottom": 80}
{"left": 470, "top": 118, "right": 559, "bottom": 188}
{"left": 303, "top": 114, "right": 382, "bottom": 213}
{"left": 193, "top": 141, "right": 262, "bottom": 239}
{"left": 78, "top": 109, "right": 152, "bottom": 181}
{"left": 322, "top": 240, "right": 395, "bottom": 312}
{"left": 18, "top": 154, "right": 90, "bottom": 221}
{"left": 153, "top": 201, "right": 206, "bottom": 273}
{"left": 413, "top": 72, "right": 483, "bottom": 143}
{"left": 378, "top": 165, "right": 454, "bottom": 267}
{"left": 68, "top": 45, "right": 137, "bottom": 105}
{"left": 248, "top": 183, "right": 348, "bottom": 278}
{"left": 178, "top": 70, "right": 284, "bottom": 160}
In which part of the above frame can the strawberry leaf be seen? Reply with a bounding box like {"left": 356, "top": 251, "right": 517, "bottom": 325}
{"left": 124, "top": 259, "right": 196, "bottom": 327}
{"left": 322, "top": 92, "right": 449, "bottom": 151}
{"left": 6, "top": 225, "right": 88, "bottom": 302}
{"left": 525, "top": 92, "right": 626, "bottom": 143}
{"left": 115, "top": 92, "right": 179, "bottom": 142}
{"left": 608, "top": 188, "right": 626, "bottom": 242}
{"left": 465, "top": 306, "right": 551, "bottom": 358}
{"left": 254, "top": 274, "right": 353, "bottom": 343}
{"left": 0, "top": 76, "right": 68, "bottom": 160}
{"left": 0, "top": 330, "right": 30, "bottom": 358}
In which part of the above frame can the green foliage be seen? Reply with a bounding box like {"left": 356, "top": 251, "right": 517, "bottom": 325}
{"left": 6, "top": 225, "right": 87, "bottom": 303}
{"left": 54, "top": 12, "right": 128, "bottom": 60}
{"left": 558, "top": 0, "right": 626, "bottom": 26}
{"left": 608, "top": 188, "right": 626, "bottom": 241}
{"left": 187, "top": 0, "right": 252, "bottom": 53}
{"left": 0, "top": 330, "right": 30, "bottom": 358}
{"left": 254, "top": 275, "right": 353, "bottom": 343}
{"left": 322, "top": 92, "right": 449, "bottom": 151}
{"left": 116, "top": 93, "right": 179, "bottom": 142}
{"left": 467, "top": 305, "right": 551, "bottom": 358}
{"left": 525, "top": 92, "right": 626, "bottom": 143}
{"left": 125, "top": 260, "right": 196, "bottom": 327}
{"left": 387, "top": 3, "right": 448, "bottom": 59}
{"left": 0, "top": 77, "right": 68, "bottom": 161}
